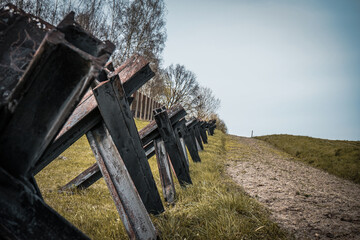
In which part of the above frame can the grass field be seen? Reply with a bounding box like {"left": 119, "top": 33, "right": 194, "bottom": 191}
{"left": 35, "top": 120, "right": 289, "bottom": 239}
{"left": 256, "top": 134, "right": 360, "bottom": 184}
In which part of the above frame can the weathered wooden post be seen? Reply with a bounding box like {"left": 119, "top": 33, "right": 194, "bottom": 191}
{"left": 153, "top": 107, "right": 192, "bottom": 186}
{"left": 0, "top": 5, "right": 114, "bottom": 238}
{"left": 86, "top": 122, "right": 158, "bottom": 240}
{"left": 199, "top": 121, "right": 208, "bottom": 144}
{"left": 175, "top": 119, "right": 201, "bottom": 163}
{"left": 194, "top": 122, "right": 205, "bottom": 150}
{"left": 92, "top": 75, "right": 164, "bottom": 214}
{"left": 187, "top": 119, "right": 203, "bottom": 152}
{"left": 208, "top": 119, "right": 216, "bottom": 135}
{"left": 61, "top": 105, "right": 188, "bottom": 198}
{"left": 154, "top": 138, "right": 176, "bottom": 203}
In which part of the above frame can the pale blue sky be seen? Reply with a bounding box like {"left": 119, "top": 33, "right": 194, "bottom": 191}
{"left": 163, "top": 0, "right": 360, "bottom": 140}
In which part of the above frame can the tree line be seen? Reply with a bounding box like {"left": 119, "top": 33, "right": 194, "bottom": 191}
{"left": 1, "top": 0, "right": 227, "bottom": 133}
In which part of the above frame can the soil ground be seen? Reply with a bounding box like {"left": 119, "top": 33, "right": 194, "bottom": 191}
{"left": 226, "top": 135, "right": 360, "bottom": 240}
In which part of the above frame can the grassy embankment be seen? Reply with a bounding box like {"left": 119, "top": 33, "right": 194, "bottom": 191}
{"left": 36, "top": 120, "right": 288, "bottom": 239}
{"left": 257, "top": 134, "right": 360, "bottom": 184}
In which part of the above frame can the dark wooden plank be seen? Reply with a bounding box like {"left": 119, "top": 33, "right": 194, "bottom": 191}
{"left": 33, "top": 94, "right": 101, "bottom": 174}
{"left": 154, "top": 108, "right": 192, "bottom": 186}
{"left": 176, "top": 119, "right": 201, "bottom": 162}
{"left": 154, "top": 138, "right": 176, "bottom": 203}
{"left": 0, "top": 22, "right": 112, "bottom": 178}
{"left": 0, "top": 4, "right": 54, "bottom": 130}
{"left": 60, "top": 140, "right": 156, "bottom": 192}
{"left": 60, "top": 163, "right": 102, "bottom": 191}
{"left": 86, "top": 123, "right": 158, "bottom": 240}
{"left": 139, "top": 104, "right": 186, "bottom": 146}
{"left": 194, "top": 123, "right": 204, "bottom": 150}
{"left": 33, "top": 55, "right": 153, "bottom": 175}
{"left": 199, "top": 122, "right": 208, "bottom": 144}
{"left": 0, "top": 167, "right": 90, "bottom": 239}
{"left": 60, "top": 105, "right": 186, "bottom": 192}
{"left": 93, "top": 76, "right": 164, "bottom": 214}
{"left": 111, "top": 54, "right": 155, "bottom": 97}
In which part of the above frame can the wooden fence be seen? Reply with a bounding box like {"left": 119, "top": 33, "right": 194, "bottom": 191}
{"left": 0, "top": 4, "right": 217, "bottom": 240}
{"left": 130, "top": 91, "right": 161, "bottom": 121}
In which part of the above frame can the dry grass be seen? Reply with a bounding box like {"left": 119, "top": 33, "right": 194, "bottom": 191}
{"left": 35, "top": 120, "right": 288, "bottom": 239}
{"left": 257, "top": 134, "right": 360, "bottom": 184}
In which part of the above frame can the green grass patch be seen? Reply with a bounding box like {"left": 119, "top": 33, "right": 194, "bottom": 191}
{"left": 256, "top": 134, "right": 360, "bottom": 184}
{"left": 35, "top": 120, "right": 288, "bottom": 239}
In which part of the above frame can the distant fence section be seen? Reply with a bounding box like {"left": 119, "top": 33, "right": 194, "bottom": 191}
{"left": 130, "top": 91, "right": 162, "bottom": 121}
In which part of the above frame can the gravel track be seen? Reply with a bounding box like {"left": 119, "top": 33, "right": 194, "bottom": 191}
{"left": 226, "top": 136, "right": 360, "bottom": 240}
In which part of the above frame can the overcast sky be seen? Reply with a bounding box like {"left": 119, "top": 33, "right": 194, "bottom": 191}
{"left": 163, "top": 0, "right": 360, "bottom": 141}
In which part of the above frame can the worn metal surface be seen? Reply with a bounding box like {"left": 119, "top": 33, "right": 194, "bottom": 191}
{"left": 87, "top": 123, "right": 158, "bottom": 240}
{"left": 154, "top": 138, "right": 176, "bottom": 203}
{"left": 93, "top": 76, "right": 164, "bottom": 214}
{"left": 154, "top": 108, "right": 192, "bottom": 186}
{"left": 0, "top": 4, "right": 54, "bottom": 130}
{"left": 0, "top": 168, "right": 90, "bottom": 239}
{"left": 0, "top": 11, "right": 113, "bottom": 178}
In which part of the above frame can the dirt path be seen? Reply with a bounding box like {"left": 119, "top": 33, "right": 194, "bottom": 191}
{"left": 226, "top": 135, "right": 360, "bottom": 240}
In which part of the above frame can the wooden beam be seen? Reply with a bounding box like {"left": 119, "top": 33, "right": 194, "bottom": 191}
{"left": 92, "top": 76, "right": 164, "bottom": 214}
{"left": 87, "top": 123, "right": 158, "bottom": 240}
{"left": 154, "top": 138, "right": 176, "bottom": 203}
{"left": 178, "top": 119, "right": 201, "bottom": 162}
{"left": 61, "top": 105, "right": 187, "bottom": 192}
{"left": 199, "top": 122, "right": 208, "bottom": 144}
{"left": 0, "top": 167, "right": 90, "bottom": 239}
{"left": 154, "top": 108, "right": 192, "bottom": 186}
{"left": 0, "top": 16, "right": 113, "bottom": 178}
{"left": 33, "top": 55, "right": 154, "bottom": 175}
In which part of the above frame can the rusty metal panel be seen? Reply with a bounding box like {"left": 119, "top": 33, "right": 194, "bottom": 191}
{"left": 87, "top": 123, "right": 158, "bottom": 240}
{"left": 154, "top": 138, "right": 176, "bottom": 203}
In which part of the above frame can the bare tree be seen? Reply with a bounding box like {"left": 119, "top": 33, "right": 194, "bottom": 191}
{"left": 194, "top": 86, "right": 220, "bottom": 120}
{"left": 159, "top": 64, "right": 199, "bottom": 112}
{"left": 209, "top": 113, "right": 228, "bottom": 133}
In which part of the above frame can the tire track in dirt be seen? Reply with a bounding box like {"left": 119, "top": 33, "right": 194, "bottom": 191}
{"left": 226, "top": 135, "right": 360, "bottom": 240}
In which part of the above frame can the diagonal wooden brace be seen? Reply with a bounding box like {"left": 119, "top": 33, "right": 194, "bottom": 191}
{"left": 60, "top": 105, "right": 186, "bottom": 191}
{"left": 175, "top": 119, "right": 201, "bottom": 163}
{"left": 32, "top": 54, "right": 153, "bottom": 175}
{"left": 154, "top": 137, "right": 176, "bottom": 203}
{"left": 199, "top": 122, "right": 208, "bottom": 144}
{"left": 154, "top": 108, "right": 192, "bottom": 186}
{"left": 0, "top": 167, "right": 90, "bottom": 239}
{"left": 92, "top": 76, "right": 164, "bottom": 214}
{"left": 87, "top": 123, "right": 158, "bottom": 240}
